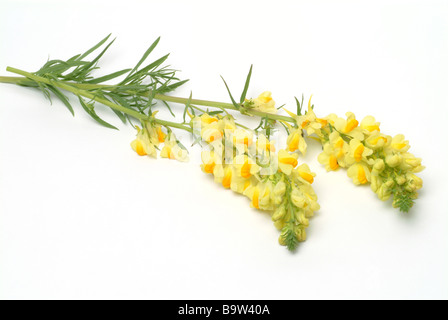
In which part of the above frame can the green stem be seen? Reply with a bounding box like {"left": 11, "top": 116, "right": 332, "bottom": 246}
{"left": 4, "top": 68, "right": 192, "bottom": 133}
{"left": 153, "top": 93, "right": 294, "bottom": 123}
{"left": 0, "top": 75, "right": 295, "bottom": 124}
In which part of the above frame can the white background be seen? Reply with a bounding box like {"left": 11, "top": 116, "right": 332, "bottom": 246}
{"left": 1, "top": 0, "right": 447, "bottom": 300}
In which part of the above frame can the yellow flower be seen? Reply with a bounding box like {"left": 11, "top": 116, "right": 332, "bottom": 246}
{"left": 294, "top": 163, "right": 316, "bottom": 184}
{"left": 365, "top": 132, "right": 391, "bottom": 150}
{"left": 130, "top": 126, "right": 157, "bottom": 158}
{"left": 191, "top": 113, "right": 220, "bottom": 132}
{"left": 222, "top": 115, "right": 237, "bottom": 132}
{"left": 291, "top": 188, "right": 307, "bottom": 209}
{"left": 318, "top": 144, "right": 341, "bottom": 171}
{"left": 252, "top": 91, "right": 277, "bottom": 114}
{"left": 230, "top": 173, "right": 252, "bottom": 194}
{"left": 232, "top": 128, "right": 253, "bottom": 149}
{"left": 372, "top": 159, "right": 386, "bottom": 173}
{"left": 233, "top": 154, "right": 260, "bottom": 179}
{"left": 370, "top": 172, "right": 382, "bottom": 193}
{"left": 346, "top": 139, "right": 373, "bottom": 165}
{"left": 294, "top": 211, "right": 310, "bottom": 227}
{"left": 347, "top": 163, "right": 371, "bottom": 185}
{"left": 259, "top": 181, "right": 274, "bottom": 210}
{"left": 389, "top": 134, "right": 410, "bottom": 153}
{"left": 286, "top": 128, "right": 307, "bottom": 155}
{"left": 201, "top": 151, "right": 223, "bottom": 176}
{"left": 376, "top": 184, "right": 392, "bottom": 201}
{"left": 334, "top": 112, "right": 364, "bottom": 140}
{"left": 201, "top": 122, "right": 223, "bottom": 143}
{"left": 272, "top": 205, "right": 287, "bottom": 223}
{"left": 244, "top": 183, "right": 262, "bottom": 209}
{"left": 144, "top": 121, "right": 166, "bottom": 146}
{"left": 220, "top": 165, "right": 233, "bottom": 189}
{"left": 244, "top": 181, "right": 275, "bottom": 210}
{"left": 285, "top": 96, "right": 323, "bottom": 137}
{"left": 405, "top": 173, "right": 423, "bottom": 192}
{"left": 317, "top": 132, "right": 350, "bottom": 171}
{"left": 385, "top": 154, "right": 402, "bottom": 168}
{"left": 271, "top": 180, "right": 286, "bottom": 205}
{"left": 199, "top": 113, "right": 219, "bottom": 125}
{"left": 396, "top": 175, "right": 407, "bottom": 185}
{"left": 299, "top": 184, "right": 320, "bottom": 217}
{"left": 400, "top": 153, "right": 425, "bottom": 173}
{"left": 255, "top": 134, "right": 276, "bottom": 154}
{"left": 278, "top": 149, "right": 299, "bottom": 175}
{"left": 160, "top": 136, "right": 189, "bottom": 162}
{"left": 360, "top": 116, "right": 381, "bottom": 133}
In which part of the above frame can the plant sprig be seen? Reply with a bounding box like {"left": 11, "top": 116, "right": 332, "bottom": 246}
{"left": 8, "top": 35, "right": 189, "bottom": 129}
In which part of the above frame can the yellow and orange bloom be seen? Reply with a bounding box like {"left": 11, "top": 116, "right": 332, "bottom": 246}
{"left": 286, "top": 128, "right": 307, "bottom": 155}
{"left": 233, "top": 155, "right": 260, "bottom": 179}
{"left": 252, "top": 91, "right": 277, "bottom": 114}
{"left": 365, "top": 132, "right": 391, "bottom": 150}
{"left": 347, "top": 163, "right": 371, "bottom": 185}
{"left": 160, "top": 135, "right": 189, "bottom": 162}
{"left": 278, "top": 149, "right": 299, "bottom": 175}
{"left": 333, "top": 112, "right": 364, "bottom": 140}
{"left": 346, "top": 139, "right": 373, "bottom": 165}
{"left": 131, "top": 126, "right": 157, "bottom": 158}
{"left": 294, "top": 163, "right": 316, "bottom": 185}
{"left": 360, "top": 116, "right": 381, "bottom": 133}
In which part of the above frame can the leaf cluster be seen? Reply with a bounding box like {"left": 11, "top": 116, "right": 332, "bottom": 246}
{"left": 28, "top": 34, "right": 188, "bottom": 129}
{"left": 221, "top": 65, "right": 253, "bottom": 111}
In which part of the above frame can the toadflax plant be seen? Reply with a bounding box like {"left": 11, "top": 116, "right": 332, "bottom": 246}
{"left": 0, "top": 35, "right": 424, "bottom": 251}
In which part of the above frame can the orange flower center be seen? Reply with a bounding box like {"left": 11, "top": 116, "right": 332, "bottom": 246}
{"left": 329, "top": 155, "right": 339, "bottom": 170}
{"left": 344, "top": 119, "right": 359, "bottom": 133}
{"left": 241, "top": 160, "right": 252, "bottom": 178}
{"left": 135, "top": 141, "right": 147, "bottom": 156}
{"left": 354, "top": 144, "right": 365, "bottom": 162}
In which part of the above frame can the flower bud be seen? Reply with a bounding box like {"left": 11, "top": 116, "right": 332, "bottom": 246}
{"left": 291, "top": 188, "right": 306, "bottom": 208}
{"left": 386, "top": 154, "right": 402, "bottom": 168}
{"left": 377, "top": 184, "right": 392, "bottom": 201}
{"left": 373, "top": 159, "right": 385, "bottom": 172}
{"left": 272, "top": 205, "right": 286, "bottom": 222}
{"left": 396, "top": 175, "right": 407, "bottom": 185}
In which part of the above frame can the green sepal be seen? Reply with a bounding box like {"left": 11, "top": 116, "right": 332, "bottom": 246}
{"left": 78, "top": 96, "right": 118, "bottom": 130}
{"left": 220, "top": 76, "right": 240, "bottom": 110}
{"left": 47, "top": 85, "right": 75, "bottom": 116}
{"left": 240, "top": 64, "right": 253, "bottom": 104}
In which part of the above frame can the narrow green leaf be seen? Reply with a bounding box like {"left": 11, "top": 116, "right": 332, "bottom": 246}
{"left": 161, "top": 100, "right": 175, "bottom": 117}
{"left": 240, "top": 64, "right": 253, "bottom": 103}
{"left": 86, "top": 68, "right": 132, "bottom": 84}
{"left": 160, "top": 79, "right": 189, "bottom": 93}
{"left": 111, "top": 109, "right": 127, "bottom": 123}
{"left": 207, "top": 110, "right": 223, "bottom": 116}
{"left": 139, "top": 54, "right": 170, "bottom": 73}
{"left": 176, "top": 139, "right": 188, "bottom": 151}
{"left": 295, "top": 97, "right": 302, "bottom": 115}
{"left": 124, "top": 54, "right": 170, "bottom": 84}
{"left": 220, "top": 76, "right": 240, "bottom": 110}
{"left": 183, "top": 91, "right": 193, "bottom": 122}
{"left": 37, "top": 82, "right": 52, "bottom": 102}
{"left": 77, "top": 34, "right": 112, "bottom": 61}
{"left": 125, "top": 37, "right": 161, "bottom": 81}
{"left": 100, "top": 94, "right": 127, "bottom": 123}
{"left": 279, "top": 120, "right": 290, "bottom": 135}
{"left": 78, "top": 96, "right": 118, "bottom": 130}
{"left": 47, "top": 85, "right": 75, "bottom": 116}
{"left": 191, "top": 134, "right": 203, "bottom": 147}
{"left": 67, "top": 54, "right": 81, "bottom": 62}
{"left": 72, "top": 38, "right": 116, "bottom": 78}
